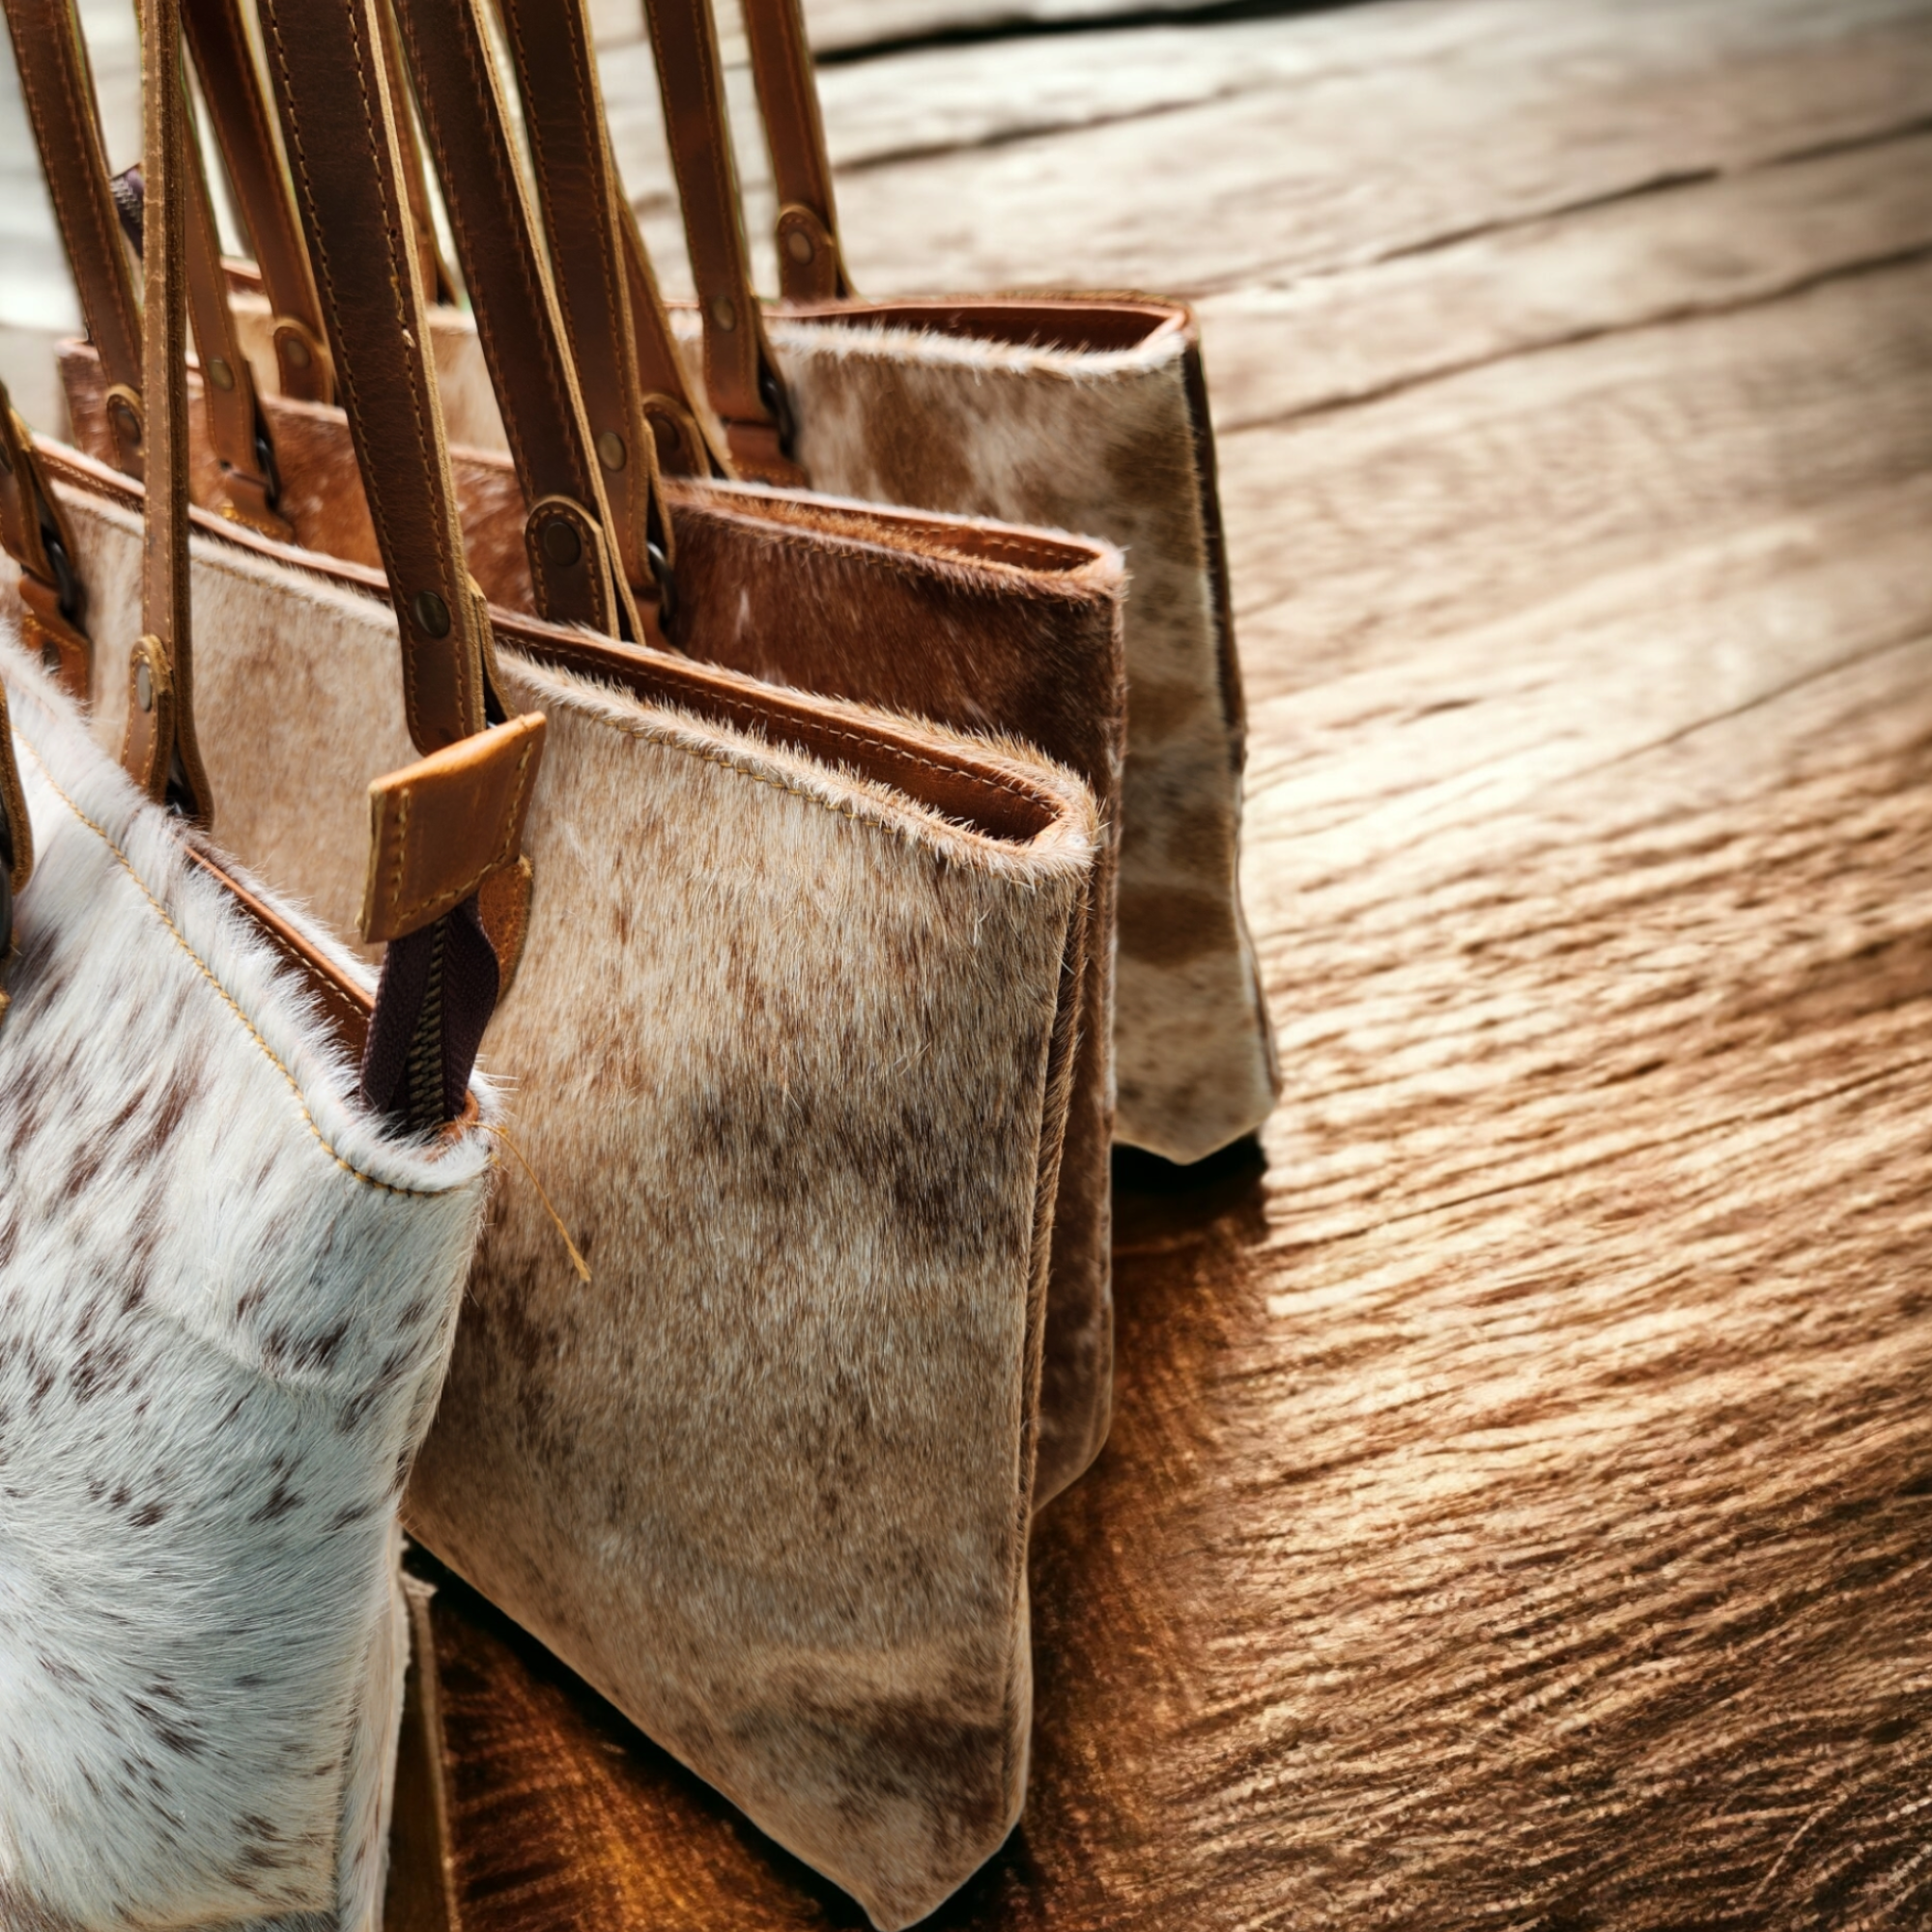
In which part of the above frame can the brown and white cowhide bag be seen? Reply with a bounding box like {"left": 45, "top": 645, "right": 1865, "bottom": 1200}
{"left": 0, "top": 478, "right": 1100, "bottom": 1929}
{"left": 226, "top": 292, "right": 1278, "bottom": 1164}
{"left": 0, "top": 639, "right": 494, "bottom": 1932}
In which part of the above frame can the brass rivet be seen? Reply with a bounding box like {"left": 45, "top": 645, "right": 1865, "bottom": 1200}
{"left": 282, "top": 334, "right": 312, "bottom": 370}
{"left": 207, "top": 357, "right": 236, "bottom": 393}
{"left": 596, "top": 429, "right": 627, "bottom": 472}
{"left": 539, "top": 516, "right": 582, "bottom": 567}
{"left": 710, "top": 295, "right": 737, "bottom": 332}
{"left": 785, "top": 228, "right": 814, "bottom": 265}
{"left": 412, "top": 589, "right": 451, "bottom": 638}
{"left": 135, "top": 659, "right": 154, "bottom": 712}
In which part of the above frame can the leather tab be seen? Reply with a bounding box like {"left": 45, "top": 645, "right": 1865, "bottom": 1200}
{"left": 180, "top": 0, "right": 334, "bottom": 402}
{"left": 524, "top": 495, "right": 619, "bottom": 637}
{"left": 742, "top": 0, "right": 856, "bottom": 301}
{"left": 3, "top": 0, "right": 146, "bottom": 476}
{"left": 361, "top": 711, "right": 546, "bottom": 944}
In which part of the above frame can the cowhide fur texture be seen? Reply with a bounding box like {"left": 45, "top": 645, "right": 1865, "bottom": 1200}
{"left": 0, "top": 639, "right": 494, "bottom": 1932}
{"left": 52, "top": 349, "right": 1125, "bottom": 1507}
{"left": 684, "top": 302, "right": 1278, "bottom": 1164}
{"left": 0, "top": 499, "right": 1100, "bottom": 1929}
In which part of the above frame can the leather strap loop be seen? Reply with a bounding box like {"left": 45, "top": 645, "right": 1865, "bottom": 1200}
{"left": 385, "top": 0, "right": 644, "bottom": 639}
{"left": 178, "top": 0, "right": 333, "bottom": 401}
{"left": 741, "top": 0, "right": 854, "bottom": 301}
{"left": 496, "top": 0, "right": 724, "bottom": 485}
{"left": 255, "top": 0, "right": 490, "bottom": 754}
{"left": 641, "top": 0, "right": 801, "bottom": 484}
{"left": 125, "top": 0, "right": 211, "bottom": 821}
{"left": 2, "top": 0, "right": 146, "bottom": 476}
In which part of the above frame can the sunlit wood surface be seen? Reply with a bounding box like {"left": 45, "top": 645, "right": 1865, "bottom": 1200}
{"left": 4, "top": 0, "right": 1931, "bottom": 1922}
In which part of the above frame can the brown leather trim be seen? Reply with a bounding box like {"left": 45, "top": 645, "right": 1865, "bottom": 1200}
{"left": 185, "top": 843, "right": 372, "bottom": 1059}
{"left": 362, "top": 712, "right": 546, "bottom": 944}
{"left": 0, "top": 672, "right": 34, "bottom": 895}
{"left": 620, "top": 209, "right": 731, "bottom": 478}
{"left": 2, "top": 0, "right": 145, "bottom": 474}
{"left": 379, "top": 0, "right": 459, "bottom": 307}
{"left": 740, "top": 0, "right": 854, "bottom": 301}
{"left": 771, "top": 293, "right": 1190, "bottom": 355}
{"left": 180, "top": 0, "right": 333, "bottom": 401}
{"left": 386, "top": 0, "right": 637, "bottom": 636}
{"left": 0, "top": 388, "right": 91, "bottom": 697}
{"left": 255, "top": 0, "right": 488, "bottom": 753}
{"left": 641, "top": 0, "right": 795, "bottom": 468}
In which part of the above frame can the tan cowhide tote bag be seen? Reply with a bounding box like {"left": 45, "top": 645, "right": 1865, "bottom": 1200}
{"left": 0, "top": 3, "right": 536, "bottom": 1913}
{"left": 634, "top": 0, "right": 1278, "bottom": 1165}
{"left": 1, "top": 2, "right": 1107, "bottom": 1919}
{"left": 10, "top": 0, "right": 1125, "bottom": 1510}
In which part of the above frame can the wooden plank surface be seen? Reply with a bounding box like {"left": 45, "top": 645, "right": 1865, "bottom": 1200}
{"left": 2, "top": 0, "right": 1930, "bottom": 1924}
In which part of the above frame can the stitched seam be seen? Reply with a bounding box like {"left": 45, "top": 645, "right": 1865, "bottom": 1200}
{"left": 264, "top": 0, "right": 432, "bottom": 741}
{"left": 15, "top": 733, "right": 455, "bottom": 1199}
{"left": 522, "top": 644, "right": 1057, "bottom": 824}
{"left": 16, "top": 6, "right": 141, "bottom": 379}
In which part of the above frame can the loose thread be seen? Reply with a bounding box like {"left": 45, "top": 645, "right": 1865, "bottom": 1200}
{"left": 489, "top": 1124, "right": 592, "bottom": 1283}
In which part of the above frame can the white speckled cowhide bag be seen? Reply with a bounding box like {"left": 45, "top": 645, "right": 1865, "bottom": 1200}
{"left": 0, "top": 3, "right": 536, "bottom": 1918}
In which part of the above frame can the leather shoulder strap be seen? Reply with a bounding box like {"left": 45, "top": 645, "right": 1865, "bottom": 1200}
{"left": 178, "top": 0, "right": 333, "bottom": 400}
{"left": 740, "top": 0, "right": 853, "bottom": 301}
{"left": 641, "top": 0, "right": 800, "bottom": 484}
{"left": 496, "top": 0, "right": 724, "bottom": 487}
{"left": 386, "top": 0, "right": 644, "bottom": 639}
{"left": 254, "top": 0, "right": 489, "bottom": 754}
{"left": 122, "top": 0, "right": 211, "bottom": 821}
{"left": 3, "top": 0, "right": 146, "bottom": 475}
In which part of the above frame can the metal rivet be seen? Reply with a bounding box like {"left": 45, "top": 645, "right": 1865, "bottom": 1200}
{"left": 135, "top": 659, "right": 154, "bottom": 712}
{"left": 710, "top": 295, "right": 737, "bottom": 332}
{"left": 539, "top": 516, "right": 582, "bottom": 567}
{"left": 596, "top": 430, "right": 627, "bottom": 472}
{"left": 207, "top": 357, "right": 236, "bottom": 393}
{"left": 412, "top": 589, "right": 451, "bottom": 638}
{"left": 785, "top": 228, "right": 814, "bottom": 265}
{"left": 282, "top": 333, "right": 312, "bottom": 370}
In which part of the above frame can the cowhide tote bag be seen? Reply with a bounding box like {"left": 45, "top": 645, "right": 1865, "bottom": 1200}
{"left": 0, "top": 2, "right": 543, "bottom": 1913}
{"left": 3, "top": 0, "right": 1107, "bottom": 1918}
{"left": 14, "top": 0, "right": 1125, "bottom": 1507}
{"left": 631, "top": 0, "right": 1278, "bottom": 1167}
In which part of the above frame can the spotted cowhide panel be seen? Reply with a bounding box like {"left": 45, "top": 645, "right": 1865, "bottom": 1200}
{"left": 0, "top": 643, "right": 493, "bottom": 1931}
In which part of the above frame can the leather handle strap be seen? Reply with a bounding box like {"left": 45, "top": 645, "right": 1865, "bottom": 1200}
{"left": 178, "top": 0, "right": 332, "bottom": 400}
{"left": 387, "top": 0, "right": 642, "bottom": 638}
{"left": 495, "top": 0, "right": 722, "bottom": 498}
{"left": 740, "top": 0, "right": 853, "bottom": 301}
{"left": 641, "top": 0, "right": 800, "bottom": 483}
{"left": 123, "top": 0, "right": 211, "bottom": 821}
{"left": 255, "top": 0, "right": 490, "bottom": 755}
{"left": 3, "top": 0, "right": 146, "bottom": 475}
